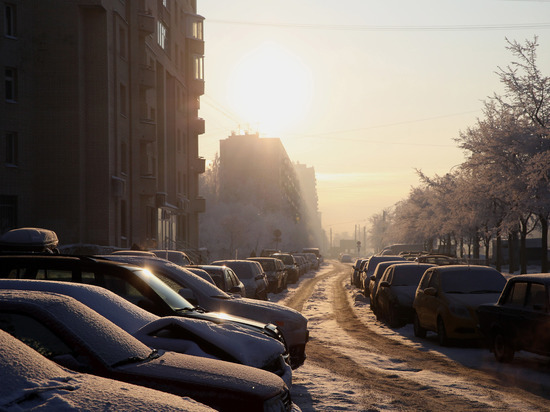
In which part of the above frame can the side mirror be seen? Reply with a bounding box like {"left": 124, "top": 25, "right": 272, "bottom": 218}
{"left": 370, "top": 275, "right": 376, "bottom": 281}
{"left": 423, "top": 287, "right": 437, "bottom": 296}
{"left": 380, "top": 281, "right": 389, "bottom": 288}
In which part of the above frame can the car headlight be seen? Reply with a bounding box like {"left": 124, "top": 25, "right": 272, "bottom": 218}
{"left": 449, "top": 304, "right": 471, "bottom": 318}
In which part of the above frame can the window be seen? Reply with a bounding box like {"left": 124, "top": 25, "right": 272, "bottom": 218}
{"left": 119, "top": 84, "right": 127, "bottom": 116}
{"left": 0, "top": 195, "right": 17, "bottom": 234}
{"left": 504, "top": 282, "right": 528, "bottom": 306}
{"left": 193, "top": 55, "right": 204, "bottom": 80}
{"left": 4, "top": 4, "right": 16, "bottom": 38}
{"left": 118, "top": 26, "right": 127, "bottom": 59}
{"left": 5, "top": 132, "right": 17, "bottom": 165}
{"left": 5, "top": 67, "right": 17, "bottom": 102}
{"left": 192, "top": 19, "right": 203, "bottom": 40}
{"left": 157, "top": 21, "right": 167, "bottom": 49}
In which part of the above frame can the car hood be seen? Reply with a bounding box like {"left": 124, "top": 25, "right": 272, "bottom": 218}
{"left": 134, "top": 316, "right": 286, "bottom": 368}
{"left": 212, "top": 297, "right": 308, "bottom": 339}
{"left": 445, "top": 292, "right": 502, "bottom": 308}
{"left": 118, "top": 350, "right": 286, "bottom": 406}
{"left": 181, "top": 308, "right": 285, "bottom": 344}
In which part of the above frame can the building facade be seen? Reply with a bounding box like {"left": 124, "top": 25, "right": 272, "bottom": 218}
{"left": 0, "top": 0, "right": 205, "bottom": 251}
{"left": 219, "top": 131, "right": 301, "bottom": 223}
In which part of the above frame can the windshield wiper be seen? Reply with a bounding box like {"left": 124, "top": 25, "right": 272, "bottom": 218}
{"left": 111, "top": 349, "right": 160, "bottom": 368}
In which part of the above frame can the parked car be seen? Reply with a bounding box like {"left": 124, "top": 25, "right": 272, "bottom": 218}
{"left": 360, "top": 255, "right": 407, "bottom": 295}
{"left": 211, "top": 259, "right": 269, "bottom": 300}
{"left": 272, "top": 253, "right": 300, "bottom": 283}
{"left": 151, "top": 249, "right": 193, "bottom": 266}
{"left": 293, "top": 254, "right": 308, "bottom": 276}
{"left": 0, "top": 329, "right": 213, "bottom": 412}
{"left": 189, "top": 264, "right": 246, "bottom": 297}
{"left": 340, "top": 253, "right": 353, "bottom": 263}
{"left": 0, "top": 278, "right": 291, "bottom": 386}
{"left": 184, "top": 266, "right": 217, "bottom": 284}
{"left": 248, "top": 257, "right": 287, "bottom": 293}
{"left": 351, "top": 258, "right": 369, "bottom": 289}
{"left": 414, "top": 254, "right": 460, "bottom": 265}
{"left": 374, "top": 263, "right": 435, "bottom": 327}
{"left": 368, "top": 260, "right": 410, "bottom": 315}
{"left": 477, "top": 273, "right": 550, "bottom": 363}
{"left": 413, "top": 265, "right": 506, "bottom": 346}
{"left": 104, "top": 255, "right": 309, "bottom": 369}
{"left": 112, "top": 250, "right": 157, "bottom": 257}
{"left": 0, "top": 290, "right": 293, "bottom": 411}
{"left": 0, "top": 255, "right": 286, "bottom": 351}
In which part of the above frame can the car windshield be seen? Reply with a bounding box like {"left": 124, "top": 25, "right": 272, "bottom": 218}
{"left": 273, "top": 255, "right": 292, "bottom": 265}
{"left": 156, "top": 264, "right": 231, "bottom": 299}
{"left": 258, "top": 260, "right": 275, "bottom": 271}
{"left": 441, "top": 269, "right": 506, "bottom": 294}
{"left": 129, "top": 267, "right": 196, "bottom": 310}
{"left": 392, "top": 270, "right": 425, "bottom": 286}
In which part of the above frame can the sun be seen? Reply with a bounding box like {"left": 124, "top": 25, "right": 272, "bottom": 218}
{"left": 227, "top": 42, "right": 314, "bottom": 136}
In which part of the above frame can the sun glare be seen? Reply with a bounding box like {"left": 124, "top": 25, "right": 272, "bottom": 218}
{"left": 227, "top": 42, "right": 313, "bottom": 136}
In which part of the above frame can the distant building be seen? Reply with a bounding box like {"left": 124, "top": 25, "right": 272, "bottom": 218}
{"left": 0, "top": 0, "right": 205, "bottom": 252}
{"left": 219, "top": 131, "right": 301, "bottom": 222}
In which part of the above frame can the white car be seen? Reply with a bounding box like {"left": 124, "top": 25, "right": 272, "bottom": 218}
{"left": 0, "top": 329, "right": 212, "bottom": 411}
{"left": 0, "top": 279, "right": 292, "bottom": 387}
{"left": 104, "top": 255, "right": 309, "bottom": 369}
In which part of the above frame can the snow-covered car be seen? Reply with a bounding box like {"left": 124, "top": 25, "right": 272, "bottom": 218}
{"left": 0, "top": 255, "right": 287, "bottom": 357}
{"left": 374, "top": 263, "right": 435, "bottom": 327}
{"left": 151, "top": 249, "right": 193, "bottom": 266}
{"left": 0, "top": 328, "right": 213, "bottom": 412}
{"left": 368, "top": 260, "right": 410, "bottom": 315}
{"left": 0, "top": 279, "right": 292, "bottom": 387}
{"left": 272, "top": 253, "right": 300, "bottom": 283}
{"left": 103, "top": 255, "right": 310, "bottom": 369}
{"left": 211, "top": 259, "right": 269, "bottom": 300}
{"left": 0, "top": 290, "right": 294, "bottom": 411}
{"left": 413, "top": 265, "right": 506, "bottom": 346}
{"left": 360, "top": 255, "right": 407, "bottom": 294}
{"left": 247, "top": 257, "right": 287, "bottom": 293}
{"left": 189, "top": 264, "right": 247, "bottom": 297}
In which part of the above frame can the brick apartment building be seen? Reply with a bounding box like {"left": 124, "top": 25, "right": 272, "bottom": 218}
{"left": 0, "top": 0, "right": 205, "bottom": 252}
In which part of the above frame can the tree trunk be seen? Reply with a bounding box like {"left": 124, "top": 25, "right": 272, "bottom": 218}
{"left": 508, "top": 231, "right": 517, "bottom": 274}
{"left": 473, "top": 234, "right": 480, "bottom": 260}
{"left": 539, "top": 214, "right": 548, "bottom": 273}
{"left": 495, "top": 233, "right": 502, "bottom": 272}
{"left": 520, "top": 220, "right": 528, "bottom": 274}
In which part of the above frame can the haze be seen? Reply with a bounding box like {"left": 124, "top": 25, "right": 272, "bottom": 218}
{"left": 198, "top": 0, "right": 550, "bottom": 236}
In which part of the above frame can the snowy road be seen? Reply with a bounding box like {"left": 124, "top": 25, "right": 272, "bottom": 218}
{"left": 273, "top": 260, "right": 550, "bottom": 411}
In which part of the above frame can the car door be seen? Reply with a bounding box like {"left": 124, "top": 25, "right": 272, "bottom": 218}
{"left": 414, "top": 269, "right": 433, "bottom": 326}
{"left": 523, "top": 282, "right": 550, "bottom": 354}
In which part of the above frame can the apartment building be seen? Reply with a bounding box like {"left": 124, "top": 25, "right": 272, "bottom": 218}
{"left": 0, "top": 0, "right": 205, "bottom": 251}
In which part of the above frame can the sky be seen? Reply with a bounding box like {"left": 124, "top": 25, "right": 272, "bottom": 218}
{"left": 197, "top": 0, "right": 550, "bottom": 235}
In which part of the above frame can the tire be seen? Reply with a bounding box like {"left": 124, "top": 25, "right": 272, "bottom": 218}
{"left": 437, "top": 317, "right": 449, "bottom": 346}
{"left": 413, "top": 312, "right": 427, "bottom": 338}
{"left": 387, "top": 306, "right": 399, "bottom": 328}
{"left": 493, "top": 332, "right": 514, "bottom": 363}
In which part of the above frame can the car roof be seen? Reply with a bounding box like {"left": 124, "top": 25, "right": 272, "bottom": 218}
{"left": 508, "top": 273, "right": 550, "bottom": 284}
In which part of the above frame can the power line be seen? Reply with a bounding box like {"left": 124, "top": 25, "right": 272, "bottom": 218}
{"left": 207, "top": 19, "right": 550, "bottom": 32}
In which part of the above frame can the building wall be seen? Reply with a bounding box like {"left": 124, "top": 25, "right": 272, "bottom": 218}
{"left": 0, "top": 0, "right": 204, "bottom": 250}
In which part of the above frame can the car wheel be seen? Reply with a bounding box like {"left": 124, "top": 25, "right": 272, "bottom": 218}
{"left": 437, "top": 317, "right": 449, "bottom": 346}
{"left": 493, "top": 332, "right": 514, "bottom": 363}
{"left": 413, "top": 312, "right": 427, "bottom": 338}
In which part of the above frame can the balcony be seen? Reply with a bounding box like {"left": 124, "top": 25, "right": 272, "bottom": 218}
{"left": 188, "top": 78, "right": 205, "bottom": 96}
{"left": 190, "top": 117, "right": 205, "bottom": 135}
{"left": 193, "top": 157, "right": 206, "bottom": 174}
{"left": 138, "top": 12, "right": 155, "bottom": 35}
{"left": 186, "top": 37, "right": 204, "bottom": 55}
{"left": 139, "top": 65, "right": 155, "bottom": 89}
{"left": 190, "top": 197, "right": 206, "bottom": 213}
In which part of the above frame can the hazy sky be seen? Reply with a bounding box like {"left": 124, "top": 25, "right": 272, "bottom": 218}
{"left": 198, "top": 0, "right": 550, "bottom": 235}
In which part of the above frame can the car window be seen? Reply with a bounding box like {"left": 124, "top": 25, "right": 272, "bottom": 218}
{"left": 526, "top": 283, "right": 547, "bottom": 311}
{"left": 504, "top": 282, "right": 528, "bottom": 306}
{"left": 0, "top": 312, "right": 74, "bottom": 360}
{"left": 441, "top": 270, "right": 505, "bottom": 293}
{"left": 427, "top": 272, "right": 439, "bottom": 289}
{"left": 419, "top": 271, "right": 432, "bottom": 290}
